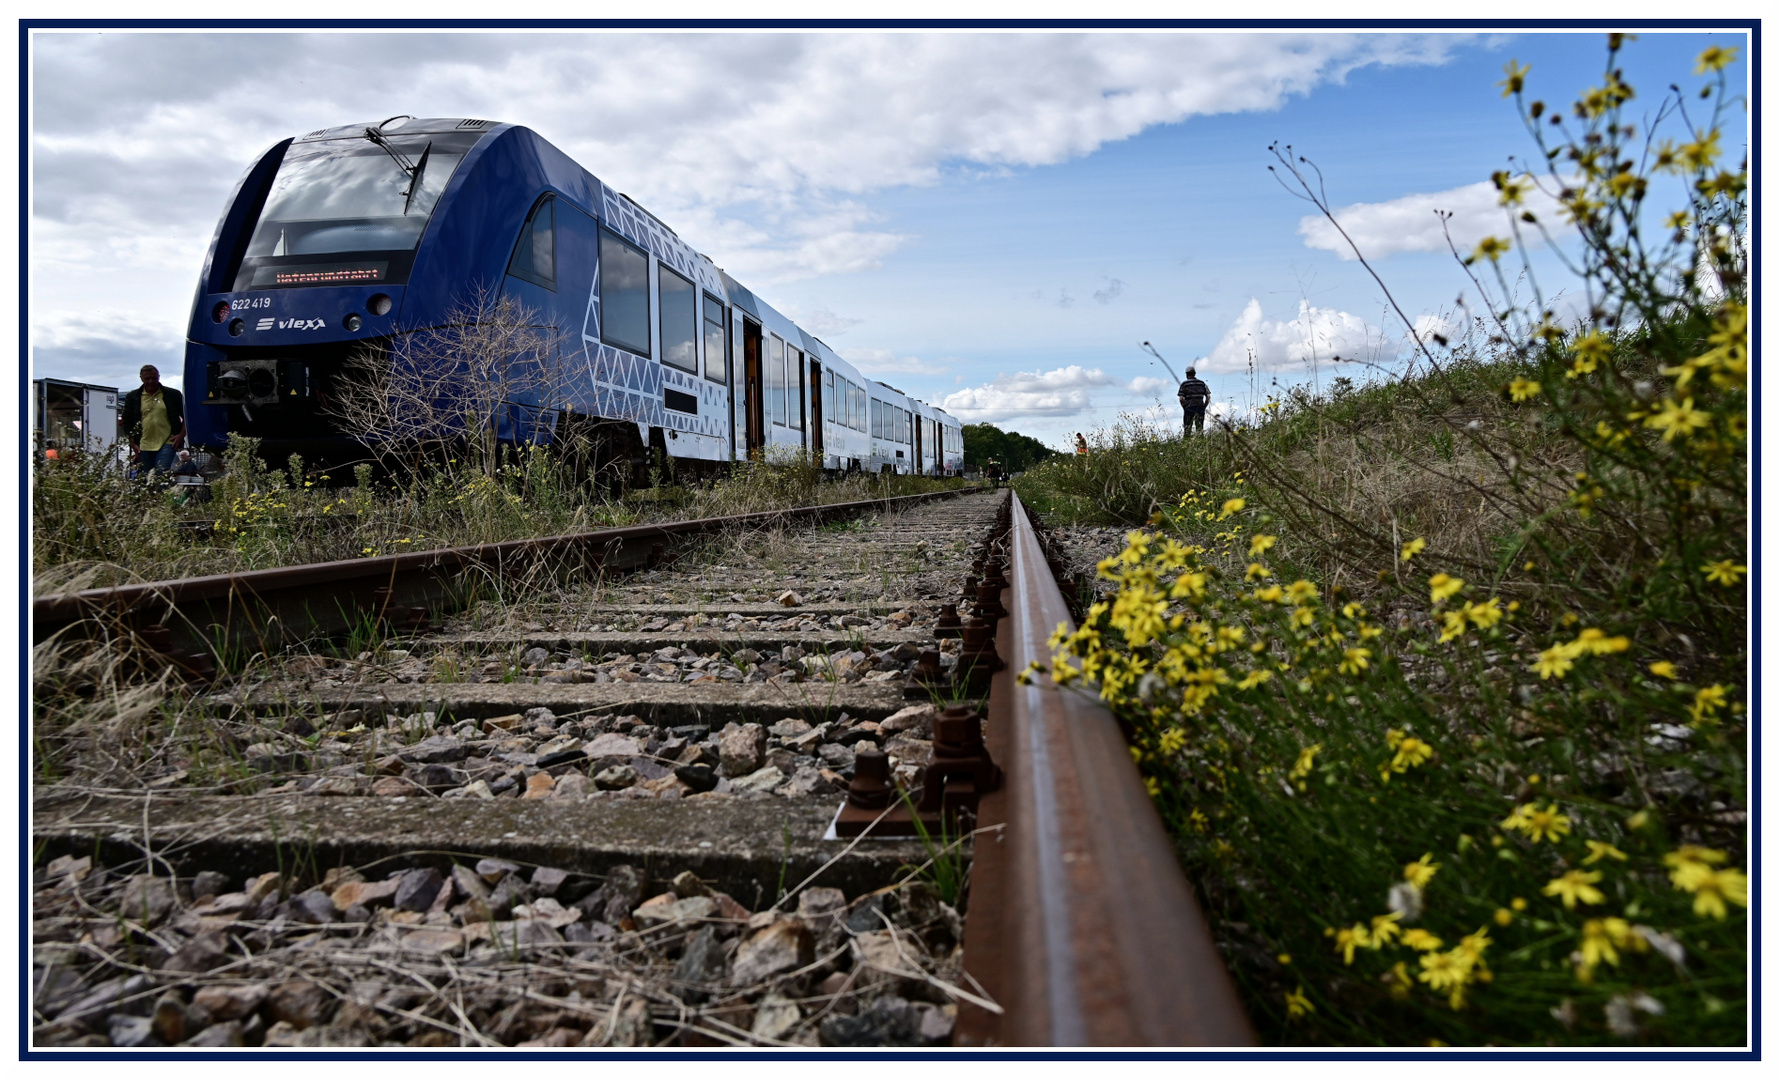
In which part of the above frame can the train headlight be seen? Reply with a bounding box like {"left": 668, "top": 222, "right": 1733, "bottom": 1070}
{"left": 228, "top": 318, "right": 245, "bottom": 337}
{"left": 343, "top": 313, "right": 363, "bottom": 332}
{"left": 368, "top": 294, "right": 393, "bottom": 316}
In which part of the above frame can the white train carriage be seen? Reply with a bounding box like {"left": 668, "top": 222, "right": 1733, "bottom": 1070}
{"left": 715, "top": 270, "right": 955, "bottom": 475}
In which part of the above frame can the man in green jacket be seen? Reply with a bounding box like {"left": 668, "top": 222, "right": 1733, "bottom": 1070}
{"left": 120, "top": 365, "right": 185, "bottom": 477}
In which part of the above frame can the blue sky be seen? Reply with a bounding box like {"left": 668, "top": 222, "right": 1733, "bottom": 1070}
{"left": 762, "top": 31, "right": 1746, "bottom": 441}
{"left": 29, "top": 29, "right": 1747, "bottom": 449}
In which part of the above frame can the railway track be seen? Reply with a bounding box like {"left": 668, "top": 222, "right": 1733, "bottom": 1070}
{"left": 31, "top": 487, "right": 1250, "bottom": 1048}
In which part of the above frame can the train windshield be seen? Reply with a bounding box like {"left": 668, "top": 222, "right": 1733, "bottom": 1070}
{"left": 234, "top": 131, "right": 480, "bottom": 289}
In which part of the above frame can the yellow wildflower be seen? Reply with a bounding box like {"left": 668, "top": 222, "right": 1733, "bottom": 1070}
{"left": 1284, "top": 987, "right": 1313, "bottom": 1019}
{"left": 1677, "top": 866, "right": 1747, "bottom": 920}
{"left": 1493, "top": 170, "right": 1531, "bottom": 206}
{"left": 1696, "top": 45, "right": 1737, "bottom": 73}
{"left": 1663, "top": 846, "right": 1728, "bottom": 879}
{"left": 1286, "top": 580, "right": 1319, "bottom": 604}
{"left": 1459, "top": 927, "right": 1492, "bottom": 960}
{"left": 1493, "top": 907, "right": 1515, "bottom": 927}
{"left": 1290, "top": 743, "right": 1322, "bottom": 781}
{"left": 1573, "top": 627, "right": 1630, "bottom": 655}
{"left": 1498, "top": 59, "right": 1529, "bottom": 97}
{"left": 1290, "top": 607, "right": 1317, "bottom": 629}
{"left": 1648, "top": 660, "right": 1678, "bottom": 680}
{"left": 1503, "top": 801, "right": 1572, "bottom": 843}
{"left": 1391, "top": 737, "right": 1433, "bottom": 773}
{"left": 1155, "top": 538, "right": 1193, "bottom": 569}
{"left": 1249, "top": 534, "right": 1277, "bottom": 558}
{"left": 1543, "top": 869, "right": 1606, "bottom": 909}
{"left": 1218, "top": 498, "right": 1246, "bottom": 520}
{"left": 1334, "top": 923, "right": 1370, "bottom": 964}
{"left": 1245, "top": 562, "right": 1272, "bottom": 582}
{"left": 1702, "top": 559, "right": 1746, "bottom": 586}
{"left": 1584, "top": 840, "right": 1628, "bottom": 865}
{"left": 1253, "top": 584, "right": 1284, "bottom": 604}
{"left": 1358, "top": 916, "right": 1397, "bottom": 947}
{"left": 1400, "top": 537, "right": 1427, "bottom": 562}
{"left": 1664, "top": 847, "right": 1746, "bottom": 918}
{"left": 1170, "top": 570, "right": 1209, "bottom": 600}
{"left": 1689, "top": 684, "right": 1731, "bottom": 724}
{"left": 1578, "top": 920, "right": 1622, "bottom": 976}
{"left": 1403, "top": 853, "right": 1438, "bottom": 888}
{"left": 1235, "top": 669, "right": 1273, "bottom": 691}
{"left": 1570, "top": 330, "right": 1611, "bottom": 370}
{"left": 1471, "top": 236, "right": 1512, "bottom": 263}
{"left": 1643, "top": 396, "right": 1711, "bottom": 442}
{"left": 1463, "top": 598, "right": 1505, "bottom": 629}
{"left": 1508, "top": 378, "right": 1542, "bottom": 402}
{"left": 1438, "top": 609, "right": 1468, "bottom": 643}
{"left": 1417, "top": 948, "right": 1472, "bottom": 992}
{"left": 1428, "top": 573, "right": 1463, "bottom": 604}
{"left": 1532, "top": 643, "right": 1579, "bottom": 679}
{"left": 1401, "top": 928, "right": 1443, "bottom": 952}
{"left": 1339, "top": 647, "right": 1373, "bottom": 676}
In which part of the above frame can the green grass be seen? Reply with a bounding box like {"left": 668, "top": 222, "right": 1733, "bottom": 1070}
{"left": 34, "top": 435, "right": 966, "bottom": 590}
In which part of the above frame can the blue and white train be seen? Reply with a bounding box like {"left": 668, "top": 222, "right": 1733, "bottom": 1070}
{"left": 182, "top": 116, "right": 964, "bottom": 478}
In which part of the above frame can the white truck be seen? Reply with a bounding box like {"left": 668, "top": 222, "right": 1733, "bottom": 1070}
{"left": 34, "top": 378, "right": 120, "bottom": 457}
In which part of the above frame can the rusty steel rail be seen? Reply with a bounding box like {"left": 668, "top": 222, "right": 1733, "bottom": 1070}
{"left": 31, "top": 486, "right": 973, "bottom": 657}
{"left": 956, "top": 493, "right": 1254, "bottom": 1046}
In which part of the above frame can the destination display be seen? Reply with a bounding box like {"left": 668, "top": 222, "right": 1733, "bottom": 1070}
{"left": 249, "top": 261, "right": 388, "bottom": 288}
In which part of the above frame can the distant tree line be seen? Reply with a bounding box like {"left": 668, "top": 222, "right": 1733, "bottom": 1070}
{"left": 961, "top": 423, "right": 1057, "bottom": 473}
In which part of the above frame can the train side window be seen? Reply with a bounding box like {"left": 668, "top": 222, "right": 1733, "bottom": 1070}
{"left": 598, "top": 227, "right": 650, "bottom": 357}
{"left": 702, "top": 293, "right": 728, "bottom": 383}
{"left": 658, "top": 265, "right": 697, "bottom": 373}
{"left": 823, "top": 370, "right": 835, "bottom": 424}
{"left": 508, "top": 196, "right": 556, "bottom": 289}
{"left": 787, "top": 348, "right": 803, "bottom": 431}
{"left": 769, "top": 335, "right": 786, "bottom": 426}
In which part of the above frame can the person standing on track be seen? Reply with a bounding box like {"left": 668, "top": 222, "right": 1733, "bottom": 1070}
{"left": 1177, "top": 366, "right": 1211, "bottom": 437}
{"left": 121, "top": 364, "right": 185, "bottom": 478}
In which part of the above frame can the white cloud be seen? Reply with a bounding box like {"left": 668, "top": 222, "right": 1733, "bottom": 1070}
{"left": 1129, "top": 375, "right": 1171, "bottom": 396}
{"left": 1298, "top": 177, "right": 1571, "bottom": 261}
{"left": 784, "top": 303, "right": 865, "bottom": 339}
{"left": 1198, "top": 297, "right": 1390, "bottom": 375}
{"left": 842, "top": 347, "right": 948, "bottom": 377}
{"left": 940, "top": 365, "right": 1122, "bottom": 421}
{"left": 33, "top": 32, "right": 1471, "bottom": 286}
{"left": 29, "top": 32, "right": 1477, "bottom": 383}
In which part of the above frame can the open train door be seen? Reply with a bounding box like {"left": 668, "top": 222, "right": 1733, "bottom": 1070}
{"left": 809, "top": 360, "right": 823, "bottom": 462}
{"left": 743, "top": 318, "right": 765, "bottom": 459}
{"left": 913, "top": 413, "right": 923, "bottom": 475}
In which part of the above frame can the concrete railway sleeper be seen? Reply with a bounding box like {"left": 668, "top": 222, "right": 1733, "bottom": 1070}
{"left": 32, "top": 487, "right": 1252, "bottom": 1047}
